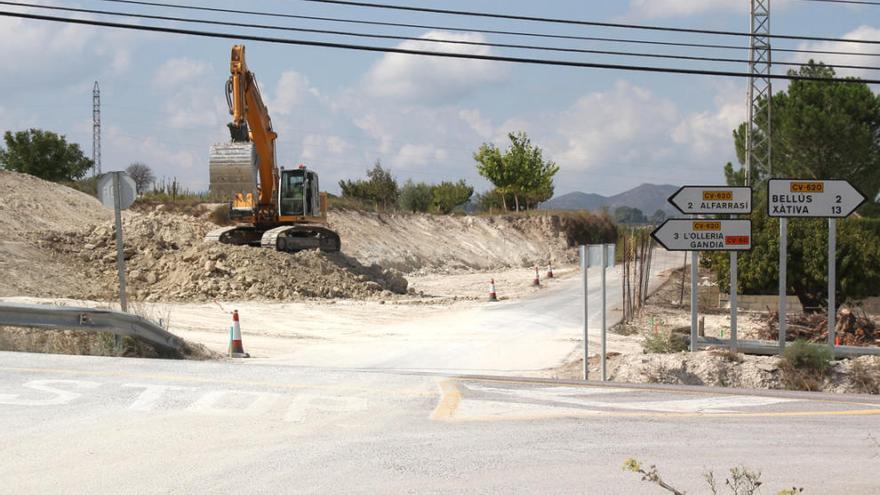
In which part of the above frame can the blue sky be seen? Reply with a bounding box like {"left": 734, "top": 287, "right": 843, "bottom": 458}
{"left": 1, "top": 0, "right": 878, "bottom": 196}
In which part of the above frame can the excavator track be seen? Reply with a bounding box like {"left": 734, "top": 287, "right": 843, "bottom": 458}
{"left": 204, "top": 226, "right": 264, "bottom": 246}
{"left": 261, "top": 225, "right": 341, "bottom": 253}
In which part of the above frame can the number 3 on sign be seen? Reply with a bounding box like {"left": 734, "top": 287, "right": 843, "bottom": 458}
{"left": 673, "top": 233, "right": 679, "bottom": 240}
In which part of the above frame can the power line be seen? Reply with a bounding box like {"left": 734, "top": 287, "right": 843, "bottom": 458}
{"left": 10, "top": 1, "right": 879, "bottom": 71}
{"left": 797, "top": 0, "right": 880, "bottom": 5}
{"left": 93, "top": 0, "right": 880, "bottom": 58}
{"left": 3, "top": 10, "right": 879, "bottom": 84}
{"left": 299, "top": 0, "right": 880, "bottom": 45}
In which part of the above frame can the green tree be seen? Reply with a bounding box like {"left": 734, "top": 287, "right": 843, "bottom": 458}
{"left": 398, "top": 180, "right": 433, "bottom": 213}
{"left": 0, "top": 129, "right": 93, "bottom": 182}
{"left": 339, "top": 160, "right": 399, "bottom": 210}
{"left": 613, "top": 206, "right": 647, "bottom": 224}
{"left": 710, "top": 61, "right": 880, "bottom": 308}
{"left": 432, "top": 180, "right": 473, "bottom": 214}
{"left": 649, "top": 209, "right": 667, "bottom": 224}
{"left": 731, "top": 62, "right": 880, "bottom": 196}
{"left": 474, "top": 132, "right": 559, "bottom": 211}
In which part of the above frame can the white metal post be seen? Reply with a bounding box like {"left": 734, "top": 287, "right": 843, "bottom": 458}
{"left": 113, "top": 172, "right": 127, "bottom": 313}
{"left": 601, "top": 245, "right": 607, "bottom": 382}
{"left": 730, "top": 252, "right": 738, "bottom": 351}
{"left": 580, "top": 246, "right": 589, "bottom": 381}
{"left": 690, "top": 251, "right": 698, "bottom": 352}
{"left": 828, "top": 218, "right": 836, "bottom": 347}
{"left": 779, "top": 218, "right": 787, "bottom": 351}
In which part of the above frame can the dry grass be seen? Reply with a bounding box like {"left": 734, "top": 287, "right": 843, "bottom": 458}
{"left": 850, "top": 360, "right": 880, "bottom": 394}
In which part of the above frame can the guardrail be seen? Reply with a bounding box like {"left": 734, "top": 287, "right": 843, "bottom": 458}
{"left": 0, "top": 302, "right": 183, "bottom": 352}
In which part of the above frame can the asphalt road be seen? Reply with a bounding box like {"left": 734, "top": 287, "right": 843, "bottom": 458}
{"left": 1, "top": 351, "right": 879, "bottom": 494}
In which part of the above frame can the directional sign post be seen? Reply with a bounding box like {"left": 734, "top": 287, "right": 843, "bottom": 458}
{"left": 667, "top": 186, "right": 753, "bottom": 351}
{"left": 768, "top": 179, "right": 866, "bottom": 351}
{"left": 579, "top": 244, "right": 615, "bottom": 381}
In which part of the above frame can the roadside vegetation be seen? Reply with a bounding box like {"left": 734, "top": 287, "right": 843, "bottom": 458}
{"left": 707, "top": 62, "right": 880, "bottom": 310}
{"left": 623, "top": 458, "right": 802, "bottom": 495}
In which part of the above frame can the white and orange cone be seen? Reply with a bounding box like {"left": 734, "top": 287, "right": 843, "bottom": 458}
{"left": 489, "top": 278, "right": 498, "bottom": 302}
{"left": 546, "top": 262, "right": 554, "bottom": 279}
{"left": 532, "top": 266, "right": 541, "bottom": 287}
{"left": 229, "top": 310, "right": 250, "bottom": 358}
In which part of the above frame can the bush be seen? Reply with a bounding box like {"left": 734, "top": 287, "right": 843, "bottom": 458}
{"left": 339, "top": 161, "right": 399, "bottom": 210}
{"left": 709, "top": 213, "right": 880, "bottom": 310}
{"left": 642, "top": 329, "right": 688, "bottom": 354}
{"left": 850, "top": 360, "right": 880, "bottom": 394}
{"left": 557, "top": 210, "right": 617, "bottom": 247}
{"left": 780, "top": 340, "right": 833, "bottom": 391}
{"left": 208, "top": 204, "right": 232, "bottom": 226}
{"left": 782, "top": 340, "right": 833, "bottom": 373}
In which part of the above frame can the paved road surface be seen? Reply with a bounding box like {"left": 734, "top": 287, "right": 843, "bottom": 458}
{"left": 157, "top": 252, "right": 682, "bottom": 374}
{"left": 1, "top": 352, "right": 878, "bottom": 494}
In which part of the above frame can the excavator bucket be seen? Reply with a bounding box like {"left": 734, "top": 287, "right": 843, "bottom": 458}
{"left": 208, "top": 142, "right": 258, "bottom": 202}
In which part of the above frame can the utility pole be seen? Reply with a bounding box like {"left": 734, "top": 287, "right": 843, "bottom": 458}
{"left": 745, "top": 0, "right": 772, "bottom": 185}
{"left": 92, "top": 81, "right": 102, "bottom": 177}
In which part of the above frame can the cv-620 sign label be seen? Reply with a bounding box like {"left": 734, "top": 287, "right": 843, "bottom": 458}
{"left": 768, "top": 179, "right": 865, "bottom": 218}
{"left": 651, "top": 219, "right": 752, "bottom": 252}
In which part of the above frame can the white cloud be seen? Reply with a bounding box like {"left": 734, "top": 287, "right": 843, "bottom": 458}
{"left": 672, "top": 82, "right": 745, "bottom": 159}
{"left": 151, "top": 58, "right": 227, "bottom": 130}
{"left": 0, "top": 11, "right": 136, "bottom": 91}
{"left": 627, "top": 0, "right": 792, "bottom": 18}
{"left": 363, "top": 31, "right": 508, "bottom": 103}
{"left": 550, "top": 81, "right": 679, "bottom": 171}
{"left": 787, "top": 25, "right": 880, "bottom": 79}
{"left": 151, "top": 58, "right": 210, "bottom": 90}
{"left": 269, "top": 71, "right": 321, "bottom": 115}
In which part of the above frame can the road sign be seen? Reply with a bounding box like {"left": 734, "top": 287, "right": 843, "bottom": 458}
{"left": 768, "top": 179, "right": 865, "bottom": 218}
{"left": 651, "top": 219, "right": 752, "bottom": 251}
{"left": 668, "top": 186, "right": 752, "bottom": 215}
{"left": 97, "top": 172, "right": 136, "bottom": 210}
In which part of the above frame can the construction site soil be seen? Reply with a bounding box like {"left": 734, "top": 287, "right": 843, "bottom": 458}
{"left": 2, "top": 171, "right": 579, "bottom": 303}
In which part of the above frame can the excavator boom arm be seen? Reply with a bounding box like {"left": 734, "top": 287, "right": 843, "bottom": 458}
{"left": 227, "top": 45, "right": 277, "bottom": 212}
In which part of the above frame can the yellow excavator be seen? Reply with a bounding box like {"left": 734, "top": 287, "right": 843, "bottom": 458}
{"left": 205, "top": 45, "right": 341, "bottom": 252}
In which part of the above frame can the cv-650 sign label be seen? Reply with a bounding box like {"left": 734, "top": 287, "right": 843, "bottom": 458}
{"left": 651, "top": 219, "right": 752, "bottom": 252}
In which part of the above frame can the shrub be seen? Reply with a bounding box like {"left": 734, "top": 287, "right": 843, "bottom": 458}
{"left": 432, "top": 180, "right": 473, "bottom": 214}
{"left": 850, "top": 360, "right": 880, "bottom": 394}
{"left": 780, "top": 340, "right": 833, "bottom": 391}
{"left": 208, "top": 204, "right": 232, "bottom": 226}
{"left": 642, "top": 329, "right": 688, "bottom": 354}
{"left": 782, "top": 340, "right": 833, "bottom": 373}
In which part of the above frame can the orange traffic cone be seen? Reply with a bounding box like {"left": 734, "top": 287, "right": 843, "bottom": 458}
{"left": 229, "top": 310, "right": 250, "bottom": 358}
{"left": 489, "top": 278, "right": 498, "bottom": 302}
{"left": 532, "top": 266, "right": 541, "bottom": 287}
{"left": 546, "top": 262, "right": 554, "bottom": 279}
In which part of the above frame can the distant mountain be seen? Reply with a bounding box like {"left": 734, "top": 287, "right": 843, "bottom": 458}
{"left": 541, "top": 183, "right": 679, "bottom": 215}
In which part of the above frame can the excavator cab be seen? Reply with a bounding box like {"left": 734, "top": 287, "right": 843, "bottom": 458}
{"left": 279, "top": 166, "right": 319, "bottom": 218}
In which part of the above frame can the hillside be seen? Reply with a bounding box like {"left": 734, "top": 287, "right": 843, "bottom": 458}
{"left": 541, "top": 183, "right": 679, "bottom": 215}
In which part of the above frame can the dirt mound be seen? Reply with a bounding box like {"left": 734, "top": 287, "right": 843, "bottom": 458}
{"left": 0, "top": 170, "right": 110, "bottom": 233}
{"left": 330, "top": 210, "right": 589, "bottom": 274}
{"left": 40, "top": 210, "right": 408, "bottom": 302}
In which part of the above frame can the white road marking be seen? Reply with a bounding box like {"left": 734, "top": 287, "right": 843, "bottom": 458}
{"left": 122, "top": 383, "right": 194, "bottom": 411}
{"left": 284, "top": 394, "right": 368, "bottom": 423}
{"left": 186, "top": 390, "right": 282, "bottom": 416}
{"left": 0, "top": 380, "right": 101, "bottom": 406}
